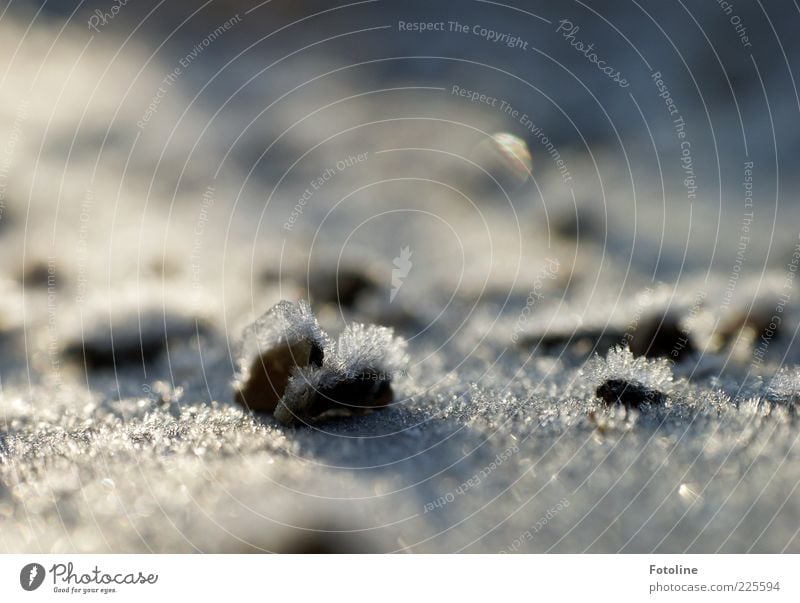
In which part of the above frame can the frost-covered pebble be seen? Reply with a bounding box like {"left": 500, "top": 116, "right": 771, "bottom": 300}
{"left": 582, "top": 346, "right": 675, "bottom": 394}
{"left": 595, "top": 378, "right": 667, "bottom": 408}
{"left": 234, "top": 301, "right": 408, "bottom": 424}
{"left": 766, "top": 367, "right": 800, "bottom": 407}
{"left": 276, "top": 367, "right": 394, "bottom": 424}
{"left": 234, "top": 300, "right": 327, "bottom": 412}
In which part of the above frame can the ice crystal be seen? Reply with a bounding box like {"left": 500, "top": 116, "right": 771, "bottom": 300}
{"left": 238, "top": 300, "right": 328, "bottom": 366}
{"left": 767, "top": 366, "right": 800, "bottom": 405}
{"left": 579, "top": 345, "right": 675, "bottom": 395}
{"left": 332, "top": 322, "right": 408, "bottom": 379}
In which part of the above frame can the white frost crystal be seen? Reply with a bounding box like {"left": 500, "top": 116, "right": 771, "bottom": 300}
{"left": 239, "top": 300, "right": 328, "bottom": 359}
{"left": 333, "top": 323, "right": 408, "bottom": 379}
{"left": 580, "top": 345, "right": 675, "bottom": 393}
{"left": 767, "top": 366, "right": 800, "bottom": 404}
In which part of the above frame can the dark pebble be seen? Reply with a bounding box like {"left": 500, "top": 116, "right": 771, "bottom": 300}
{"left": 18, "top": 260, "right": 59, "bottom": 289}
{"left": 275, "top": 530, "right": 380, "bottom": 554}
{"left": 275, "top": 371, "right": 393, "bottom": 424}
{"left": 596, "top": 378, "right": 667, "bottom": 408}
{"left": 234, "top": 338, "right": 324, "bottom": 413}
{"left": 63, "top": 310, "right": 209, "bottom": 370}
{"left": 717, "top": 299, "right": 779, "bottom": 350}
{"left": 630, "top": 310, "right": 695, "bottom": 361}
{"left": 551, "top": 206, "right": 603, "bottom": 241}
{"left": 307, "top": 265, "right": 380, "bottom": 308}
{"left": 308, "top": 374, "right": 393, "bottom": 417}
{"left": 517, "top": 326, "right": 624, "bottom": 357}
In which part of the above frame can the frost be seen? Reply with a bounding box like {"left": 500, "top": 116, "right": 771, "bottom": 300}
{"left": 233, "top": 301, "right": 329, "bottom": 413}
{"left": 238, "top": 300, "right": 328, "bottom": 365}
{"left": 579, "top": 345, "right": 675, "bottom": 394}
{"left": 766, "top": 366, "right": 800, "bottom": 405}
{"left": 333, "top": 323, "right": 408, "bottom": 379}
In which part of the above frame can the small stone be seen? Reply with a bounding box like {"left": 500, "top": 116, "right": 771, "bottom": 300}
{"left": 234, "top": 301, "right": 327, "bottom": 412}
{"left": 716, "top": 299, "right": 779, "bottom": 352}
{"left": 307, "top": 264, "right": 381, "bottom": 308}
{"left": 274, "top": 526, "right": 382, "bottom": 553}
{"left": 515, "top": 321, "right": 624, "bottom": 357}
{"left": 630, "top": 310, "right": 695, "bottom": 361}
{"left": 275, "top": 368, "right": 394, "bottom": 424}
{"left": 235, "top": 337, "right": 324, "bottom": 412}
{"left": 273, "top": 322, "right": 407, "bottom": 424}
{"left": 550, "top": 205, "right": 602, "bottom": 241}
{"left": 234, "top": 301, "right": 407, "bottom": 424}
{"left": 595, "top": 378, "right": 667, "bottom": 408}
{"left": 228, "top": 516, "right": 385, "bottom": 553}
{"left": 19, "top": 259, "right": 60, "bottom": 289}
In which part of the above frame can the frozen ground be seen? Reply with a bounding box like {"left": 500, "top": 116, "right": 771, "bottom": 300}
{"left": 1, "top": 1, "right": 799, "bottom": 552}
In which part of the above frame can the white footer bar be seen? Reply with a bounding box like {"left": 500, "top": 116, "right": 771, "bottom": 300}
{"left": 0, "top": 554, "right": 796, "bottom": 601}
